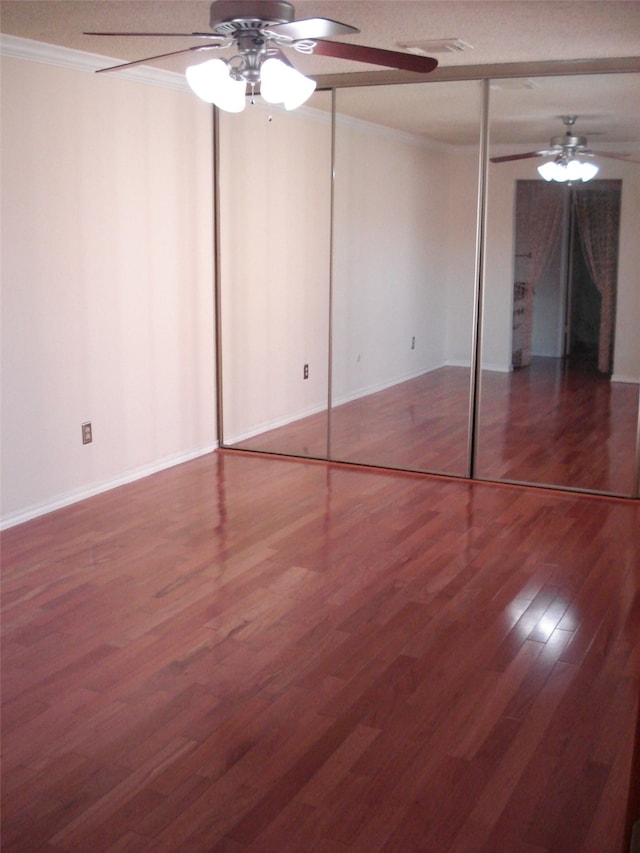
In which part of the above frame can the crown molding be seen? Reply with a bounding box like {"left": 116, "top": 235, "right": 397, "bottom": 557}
{"left": 0, "top": 34, "right": 189, "bottom": 92}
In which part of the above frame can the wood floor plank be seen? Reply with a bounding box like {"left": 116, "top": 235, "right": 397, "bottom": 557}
{"left": 1, "top": 450, "right": 639, "bottom": 852}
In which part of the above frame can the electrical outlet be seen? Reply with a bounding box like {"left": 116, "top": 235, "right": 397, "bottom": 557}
{"left": 411, "top": 336, "right": 416, "bottom": 350}
{"left": 82, "top": 422, "right": 92, "bottom": 444}
{"left": 303, "top": 364, "right": 309, "bottom": 380}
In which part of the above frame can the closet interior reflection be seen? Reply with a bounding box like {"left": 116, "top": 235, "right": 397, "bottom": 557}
{"left": 217, "top": 70, "right": 640, "bottom": 498}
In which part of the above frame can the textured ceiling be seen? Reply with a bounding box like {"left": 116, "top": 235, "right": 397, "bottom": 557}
{"left": 1, "top": 1, "right": 640, "bottom": 148}
{"left": 2, "top": 1, "right": 640, "bottom": 73}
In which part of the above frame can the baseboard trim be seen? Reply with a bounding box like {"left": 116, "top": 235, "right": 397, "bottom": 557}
{"left": 445, "top": 359, "right": 512, "bottom": 373}
{"left": 612, "top": 373, "right": 640, "bottom": 385}
{"left": 0, "top": 443, "right": 218, "bottom": 530}
{"left": 225, "top": 403, "right": 328, "bottom": 446}
{"left": 332, "top": 364, "right": 446, "bottom": 408}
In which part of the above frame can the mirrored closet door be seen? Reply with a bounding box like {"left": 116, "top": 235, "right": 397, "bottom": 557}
{"left": 217, "top": 90, "right": 333, "bottom": 460}
{"left": 478, "top": 73, "right": 640, "bottom": 495}
{"left": 330, "top": 81, "right": 483, "bottom": 475}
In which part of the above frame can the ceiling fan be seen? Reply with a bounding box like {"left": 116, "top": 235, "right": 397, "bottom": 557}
{"left": 85, "top": 0, "right": 438, "bottom": 111}
{"left": 491, "top": 114, "right": 640, "bottom": 182}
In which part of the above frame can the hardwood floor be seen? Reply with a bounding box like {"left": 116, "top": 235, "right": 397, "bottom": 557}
{"left": 2, "top": 450, "right": 639, "bottom": 852}
{"left": 231, "top": 358, "right": 639, "bottom": 496}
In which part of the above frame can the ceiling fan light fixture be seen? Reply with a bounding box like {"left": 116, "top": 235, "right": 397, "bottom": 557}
{"left": 186, "top": 58, "right": 247, "bottom": 111}
{"left": 185, "top": 54, "right": 315, "bottom": 113}
{"left": 537, "top": 157, "right": 599, "bottom": 183}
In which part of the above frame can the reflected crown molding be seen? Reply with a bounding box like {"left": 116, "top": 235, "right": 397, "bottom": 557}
{"left": 335, "top": 110, "right": 450, "bottom": 150}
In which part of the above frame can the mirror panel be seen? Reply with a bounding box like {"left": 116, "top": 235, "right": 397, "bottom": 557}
{"left": 218, "top": 91, "right": 333, "bottom": 459}
{"left": 478, "top": 73, "right": 640, "bottom": 495}
{"left": 330, "top": 81, "right": 483, "bottom": 475}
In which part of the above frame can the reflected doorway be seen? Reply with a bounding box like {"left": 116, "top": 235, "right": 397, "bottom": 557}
{"left": 513, "top": 179, "right": 621, "bottom": 377}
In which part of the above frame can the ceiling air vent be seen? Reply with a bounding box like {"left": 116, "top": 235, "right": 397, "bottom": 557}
{"left": 397, "top": 38, "right": 473, "bottom": 55}
{"left": 489, "top": 78, "right": 540, "bottom": 90}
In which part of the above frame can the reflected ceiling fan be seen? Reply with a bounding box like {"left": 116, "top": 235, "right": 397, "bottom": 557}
{"left": 491, "top": 115, "right": 640, "bottom": 183}
{"left": 85, "top": 0, "right": 438, "bottom": 111}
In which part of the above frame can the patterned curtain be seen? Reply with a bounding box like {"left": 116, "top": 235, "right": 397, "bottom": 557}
{"left": 573, "top": 187, "right": 621, "bottom": 375}
{"left": 514, "top": 182, "right": 564, "bottom": 367}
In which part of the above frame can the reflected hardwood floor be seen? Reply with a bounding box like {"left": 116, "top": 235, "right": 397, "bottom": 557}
{"left": 2, "top": 450, "right": 639, "bottom": 852}
{"left": 232, "top": 358, "right": 639, "bottom": 495}
{"left": 477, "top": 357, "right": 639, "bottom": 494}
{"left": 232, "top": 366, "right": 472, "bottom": 475}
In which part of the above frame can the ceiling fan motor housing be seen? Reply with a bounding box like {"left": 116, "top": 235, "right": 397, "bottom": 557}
{"left": 209, "top": 0, "right": 295, "bottom": 34}
{"left": 551, "top": 133, "right": 587, "bottom": 149}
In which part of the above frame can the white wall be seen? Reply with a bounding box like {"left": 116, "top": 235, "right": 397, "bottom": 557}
{"left": 1, "top": 50, "right": 216, "bottom": 527}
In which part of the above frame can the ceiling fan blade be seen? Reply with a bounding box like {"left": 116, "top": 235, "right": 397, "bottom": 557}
{"left": 490, "top": 151, "right": 547, "bottom": 164}
{"left": 265, "top": 17, "right": 359, "bottom": 41}
{"left": 310, "top": 40, "right": 437, "bottom": 73}
{"left": 95, "top": 44, "right": 219, "bottom": 74}
{"left": 593, "top": 151, "right": 640, "bottom": 164}
{"left": 84, "top": 31, "right": 225, "bottom": 38}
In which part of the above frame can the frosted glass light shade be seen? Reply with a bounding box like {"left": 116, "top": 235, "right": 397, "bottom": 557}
{"left": 566, "top": 159, "right": 583, "bottom": 182}
{"left": 282, "top": 66, "right": 316, "bottom": 110}
{"left": 260, "top": 58, "right": 316, "bottom": 110}
{"left": 578, "top": 161, "right": 599, "bottom": 181}
{"left": 538, "top": 160, "right": 562, "bottom": 181}
{"left": 186, "top": 59, "right": 246, "bottom": 112}
{"left": 259, "top": 57, "right": 290, "bottom": 104}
